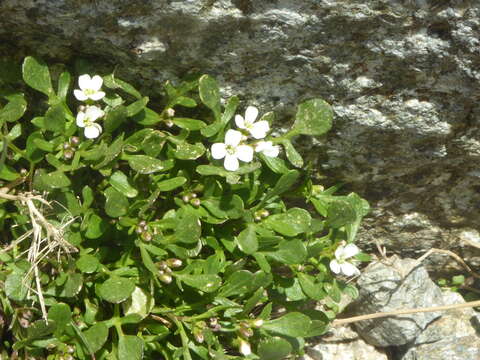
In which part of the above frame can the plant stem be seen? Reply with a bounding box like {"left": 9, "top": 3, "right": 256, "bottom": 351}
{"left": 333, "top": 300, "right": 480, "bottom": 326}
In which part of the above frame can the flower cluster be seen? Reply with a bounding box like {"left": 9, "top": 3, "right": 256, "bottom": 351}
{"left": 74, "top": 75, "right": 106, "bottom": 139}
{"left": 211, "top": 106, "right": 280, "bottom": 171}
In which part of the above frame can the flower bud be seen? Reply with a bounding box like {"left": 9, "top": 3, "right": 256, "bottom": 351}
{"left": 20, "top": 168, "right": 28, "bottom": 176}
{"left": 260, "top": 209, "right": 270, "bottom": 218}
{"left": 190, "top": 192, "right": 197, "bottom": 198}
{"left": 138, "top": 220, "right": 147, "bottom": 227}
{"left": 159, "top": 273, "right": 172, "bottom": 284}
{"left": 239, "top": 327, "right": 253, "bottom": 338}
{"left": 166, "top": 108, "right": 175, "bottom": 118}
{"left": 194, "top": 331, "right": 204, "bottom": 343}
{"left": 70, "top": 136, "right": 80, "bottom": 146}
{"left": 78, "top": 105, "right": 86, "bottom": 112}
{"left": 141, "top": 231, "right": 152, "bottom": 242}
{"left": 190, "top": 198, "right": 201, "bottom": 207}
{"left": 254, "top": 215, "right": 262, "bottom": 222}
{"left": 182, "top": 195, "right": 190, "bottom": 203}
{"left": 156, "top": 261, "right": 168, "bottom": 270}
{"left": 165, "top": 120, "right": 174, "bottom": 128}
{"left": 166, "top": 258, "right": 182, "bottom": 268}
{"left": 63, "top": 142, "right": 71, "bottom": 150}
{"left": 63, "top": 149, "right": 74, "bottom": 160}
{"left": 252, "top": 319, "right": 264, "bottom": 328}
{"left": 135, "top": 226, "right": 144, "bottom": 234}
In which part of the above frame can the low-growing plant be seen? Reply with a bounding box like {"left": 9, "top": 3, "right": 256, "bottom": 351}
{"left": 0, "top": 56, "right": 370, "bottom": 359}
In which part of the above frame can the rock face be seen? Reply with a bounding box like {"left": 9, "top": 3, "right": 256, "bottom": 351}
{"left": 302, "top": 325, "right": 389, "bottom": 360}
{"left": 400, "top": 291, "right": 480, "bottom": 360}
{"left": 349, "top": 256, "right": 444, "bottom": 347}
{"left": 1, "top": 0, "right": 480, "bottom": 267}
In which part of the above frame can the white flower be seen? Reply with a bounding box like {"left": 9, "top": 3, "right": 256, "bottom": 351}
{"left": 235, "top": 106, "right": 270, "bottom": 139}
{"left": 76, "top": 105, "right": 104, "bottom": 139}
{"left": 239, "top": 339, "right": 251, "bottom": 356}
{"left": 211, "top": 129, "right": 254, "bottom": 171}
{"left": 255, "top": 140, "right": 280, "bottom": 158}
{"left": 74, "top": 74, "right": 106, "bottom": 101}
{"left": 330, "top": 243, "right": 361, "bottom": 277}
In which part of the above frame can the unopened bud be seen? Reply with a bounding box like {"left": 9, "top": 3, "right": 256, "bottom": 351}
{"left": 260, "top": 209, "right": 269, "bottom": 218}
{"left": 190, "top": 198, "right": 201, "bottom": 207}
{"left": 135, "top": 226, "right": 144, "bottom": 234}
{"left": 194, "top": 331, "right": 204, "bottom": 343}
{"left": 239, "top": 327, "right": 253, "bottom": 338}
{"left": 159, "top": 273, "right": 172, "bottom": 284}
{"left": 166, "top": 108, "right": 175, "bottom": 118}
{"left": 190, "top": 193, "right": 197, "bottom": 198}
{"left": 156, "top": 261, "right": 168, "bottom": 270}
{"left": 138, "top": 220, "right": 147, "bottom": 227}
{"left": 252, "top": 319, "right": 264, "bottom": 328}
{"left": 141, "top": 231, "right": 152, "bottom": 242}
{"left": 254, "top": 215, "right": 262, "bottom": 222}
{"left": 63, "top": 142, "right": 71, "bottom": 150}
{"left": 182, "top": 195, "right": 190, "bottom": 203}
{"left": 166, "top": 258, "right": 182, "bottom": 268}
{"left": 70, "top": 136, "right": 80, "bottom": 146}
{"left": 165, "top": 120, "right": 174, "bottom": 128}
{"left": 20, "top": 168, "right": 28, "bottom": 176}
{"left": 78, "top": 105, "right": 86, "bottom": 112}
{"left": 63, "top": 149, "right": 74, "bottom": 160}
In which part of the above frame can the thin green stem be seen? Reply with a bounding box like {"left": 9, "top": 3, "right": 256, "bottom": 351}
{"left": 168, "top": 314, "right": 192, "bottom": 360}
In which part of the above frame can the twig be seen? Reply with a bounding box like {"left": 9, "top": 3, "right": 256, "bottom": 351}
{"left": 333, "top": 300, "right": 480, "bottom": 326}
{"left": 416, "top": 248, "right": 480, "bottom": 280}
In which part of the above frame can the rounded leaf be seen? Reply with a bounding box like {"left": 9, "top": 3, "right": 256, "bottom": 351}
{"left": 292, "top": 98, "right": 333, "bottom": 136}
{"left": 97, "top": 277, "right": 136, "bottom": 303}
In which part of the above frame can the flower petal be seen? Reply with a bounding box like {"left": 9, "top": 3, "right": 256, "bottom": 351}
{"left": 89, "top": 91, "right": 106, "bottom": 101}
{"left": 343, "top": 243, "right": 360, "bottom": 259}
{"left": 211, "top": 143, "right": 227, "bottom": 159}
{"left": 250, "top": 120, "right": 269, "bottom": 139}
{"left": 329, "top": 260, "right": 341, "bottom": 274}
{"left": 340, "top": 262, "right": 360, "bottom": 277}
{"left": 335, "top": 245, "right": 346, "bottom": 260}
{"left": 90, "top": 75, "right": 103, "bottom": 91}
{"left": 76, "top": 112, "right": 86, "bottom": 127}
{"left": 224, "top": 129, "right": 242, "bottom": 147}
{"left": 224, "top": 154, "right": 239, "bottom": 171}
{"left": 78, "top": 74, "right": 92, "bottom": 90}
{"left": 85, "top": 106, "right": 104, "bottom": 121}
{"left": 74, "top": 89, "right": 88, "bottom": 101}
{"left": 84, "top": 123, "right": 102, "bottom": 139}
{"left": 236, "top": 145, "right": 253, "bottom": 162}
{"left": 235, "top": 115, "right": 246, "bottom": 129}
{"left": 244, "top": 106, "right": 258, "bottom": 125}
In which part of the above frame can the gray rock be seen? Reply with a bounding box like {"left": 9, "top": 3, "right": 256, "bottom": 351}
{"left": 400, "top": 291, "right": 480, "bottom": 360}
{"left": 350, "top": 256, "right": 444, "bottom": 347}
{"left": 1, "top": 1, "right": 480, "bottom": 270}
{"left": 302, "top": 325, "right": 389, "bottom": 360}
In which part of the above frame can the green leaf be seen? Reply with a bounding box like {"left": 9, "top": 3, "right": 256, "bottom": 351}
{"left": 104, "top": 105, "right": 127, "bottom": 133}
{"left": 326, "top": 199, "right": 357, "bottom": 228}
{"left": 58, "top": 272, "right": 83, "bottom": 297}
{"left": 5, "top": 273, "right": 28, "bottom": 301}
{"left": 109, "top": 171, "right": 138, "bottom": 198}
{"left": 218, "top": 270, "right": 253, "bottom": 297}
{"left": 48, "top": 303, "right": 71, "bottom": 333}
{"left": 34, "top": 170, "right": 71, "bottom": 190}
{"left": 199, "top": 75, "right": 221, "bottom": 116}
{"left": 84, "top": 213, "right": 107, "bottom": 239}
{"left": 175, "top": 209, "right": 201, "bottom": 244}
{"left": 172, "top": 96, "right": 197, "bottom": 107}
{"left": 118, "top": 335, "right": 144, "bottom": 360}
{"left": 257, "top": 337, "right": 292, "bottom": 360}
{"left": 132, "top": 108, "right": 162, "bottom": 125}
{"left": 263, "top": 312, "right": 312, "bottom": 337}
{"left": 26, "top": 132, "right": 46, "bottom": 163}
{"left": 236, "top": 224, "right": 258, "bottom": 255}
{"left": 122, "top": 287, "right": 154, "bottom": 320}
{"left": 103, "top": 74, "right": 142, "bottom": 99}
{"left": 157, "top": 177, "right": 187, "bottom": 191}
{"left": 125, "top": 154, "right": 173, "bottom": 174}
{"left": 196, "top": 165, "right": 229, "bottom": 177}
{"left": 266, "top": 239, "right": 307, "bottom": 265}
{"left": 104, "top": 186, "right": 129, "bottom": 217}
{"left": 260, "top": 153, "right": 290, "bottom": 174}
{"left": 92, "top": 134, "right": 124, "bottom": 169}
{"left": 76, "top": 254, "right": 100, "bottom": 274}
{"left": 141, "top": 130, "right": 166, "bottom": 157}
{"left": 0, "top": 93, "right": 27, "bottom": 125}
{"left": 264, "top": 208, "right": 311, "bottom": 237}
{"left": 126, "top": 97, "right": 149, "bottom": 117}
{"left": 22, "top": 56, "right": 54, "bottom": 98}
{"left": 298, "top": 273, "right": 326, "bottom": 300}
{"left": 282, "top": 139, "right": 304, "bottom": 168}
{"left": 57, "top": 70, "right": 71, "bottom": 100}
{"left": 0, "top": 165, "right": 20, "bottom": 181}
{"left": 175, "top": 142, "right": 205, "bottom": 160}
{"left": 178, "top": 274, "right": 222, "bottom": 293}
{"left": 258, "top": 170, "right": 299, "bottom": 208}
{"left": 97, "top": 276, "right": 136, "bottom": 303}
{"left": 44, "top": 103, "right": 66, "bottom": 133}
{"left": 82, "top": 322, "right": 109, "bottom": 353}
{"left": 292, "top": 98, "right": 333, "bottom": 136}
{"left": 171, "top": 118, "right": 206, "bottom": 130}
